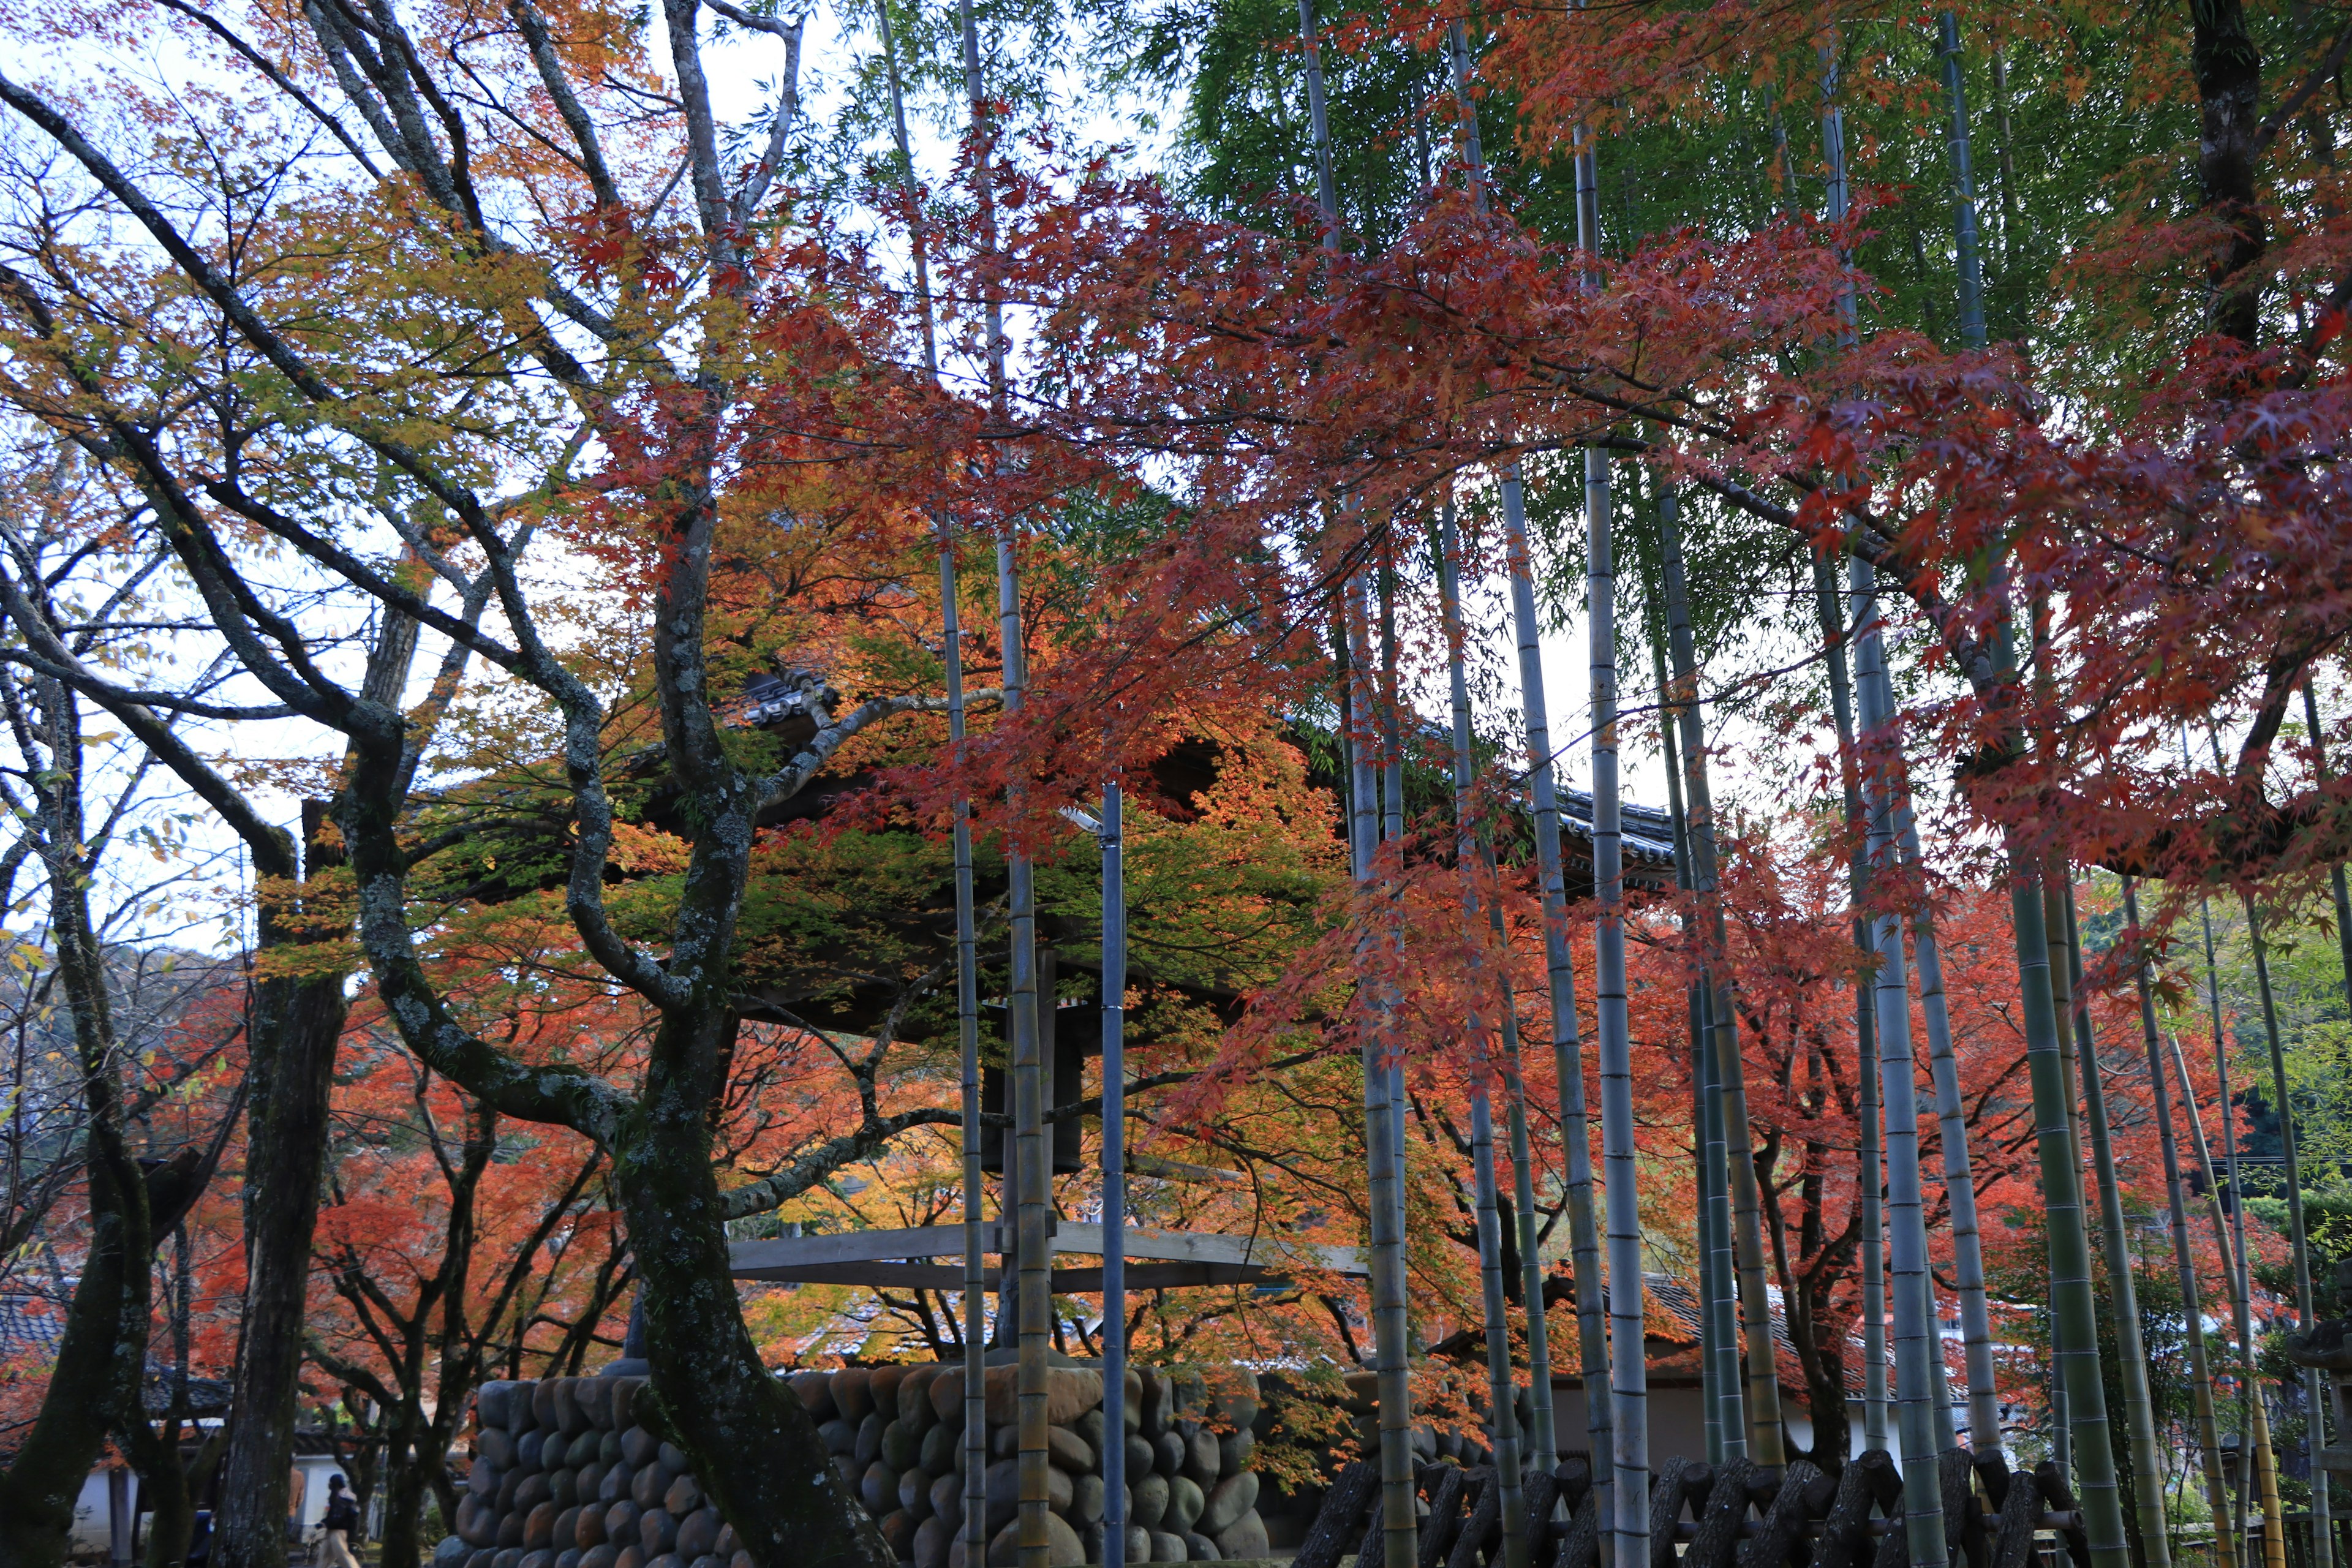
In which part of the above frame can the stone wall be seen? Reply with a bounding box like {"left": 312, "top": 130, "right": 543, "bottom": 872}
{"left": 433, "top": 1360, "right": 1272, "bottom": 1568}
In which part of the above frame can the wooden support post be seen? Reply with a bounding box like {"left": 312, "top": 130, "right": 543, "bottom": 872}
{"left": 1741, "top": 1460, "right": 1825, "bottom": 1568}
{"left": 1295, "top": 1461, "right": 1379, "bottom": 1568}
{"left": 1648, "top": 1457, "right": 1695, "bottom": 1568}
{"left": 1417, "top": 1467, "right": 1472, "bottom": 1568}
{"left": 1554, "top": 1483, "right": 1603, "bottom": 1568}
{"left": 1449, "top": 1471, "right": 1504, "bottom": 1568}
{"left": 1686, "top": 1457, "right": 1762, "bottom": 1568}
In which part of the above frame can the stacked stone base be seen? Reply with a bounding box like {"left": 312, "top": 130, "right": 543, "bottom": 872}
{"left": 791, "top": 1359, "right": 1268, "bottom": 1568}
{"left": 434, "top": 1373, "right": 745, "bottom": 1568}
{"left": 435, "top": 1361, "right": 1269, "bottom": 1568}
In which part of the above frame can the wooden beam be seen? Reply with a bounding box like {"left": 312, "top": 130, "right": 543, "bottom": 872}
{"left": 725, "top": 1223, "right": 1366, "bottom": 1280}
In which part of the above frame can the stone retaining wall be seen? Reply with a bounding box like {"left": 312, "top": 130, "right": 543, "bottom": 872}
{"left": 434, "top": 1361, "right": 1272, "bottom": 1568}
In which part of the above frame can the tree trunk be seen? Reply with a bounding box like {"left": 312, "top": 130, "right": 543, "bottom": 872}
{"left": 0, "top": 1131, "right": 153, "bottom": 1568}
{"left": 2187, "top": 0, "right": 2267, "bottom": 345}
{"left": 221, "top": 608, "right": 423, "bottom": 1568}
{"left": 217, "top": 955, "right": 353, "bottom": 1568}
{"left": 0, "top": 684, "right": 220, "bottom": 1568}
{"left": 617, "top": 1050, "right": 895, "bottom": 1568}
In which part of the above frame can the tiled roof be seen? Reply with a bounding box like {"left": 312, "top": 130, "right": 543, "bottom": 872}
{"left": 1558, "top": 1273, "right": 1891, "bottom": 1401}
{"left": 0, "top": 1296, "right": 231, "bottom": 1420}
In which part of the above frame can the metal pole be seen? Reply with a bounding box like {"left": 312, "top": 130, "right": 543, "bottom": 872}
{"left": 1101, "top": 777, "right": 1126, "bottom": 1568}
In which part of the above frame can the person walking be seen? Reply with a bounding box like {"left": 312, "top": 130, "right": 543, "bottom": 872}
{"left": 319, "top": 1477, "right": 362, "bottom": 1568}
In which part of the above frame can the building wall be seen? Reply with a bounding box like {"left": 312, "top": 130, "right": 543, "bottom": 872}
{"left": 1549, "top": 1384, "right": 1711, "bottom": 1468}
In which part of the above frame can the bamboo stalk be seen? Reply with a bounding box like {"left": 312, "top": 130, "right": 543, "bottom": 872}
{"left": 2173, "top": 823, "right": 2267, "bottom": 1568}
{"left": 2300, "top": 676, "right": 2346, "bottom": 1553}
{"left": 873, "top": 2, "right": 989, "bottom": 1540}
{"left": 1851, "top": 565, "right": 1947, "bottom": 1567}
{"left": 1585, "top": 344, "right": 1647, "bottom": 1568}
{"left": 1379, "top": 564, "right": 1411, "bottom": 1258}
{"left": 1291, "top": 5, "right": 1414, "bottom": 1558}
{"left": 2244, "top": 892, "right": 2330, "bottom": 1568}
{"left": 1446, "top": 19, "right": 1608, "bottom": 1488}
{"left": 951, "top": 5, "right": 1049, "bottom": 1561}
{"left": 1438, "top": 499, "right": 1531, "bottom": 1568}
{"left": 1934, "top": 11, "right": 1988, "bottom": 350}
{"left": 1653, "top": 553, "right": 1743, "bottom": 1464}
{"left": 1912, "top": 26, "right": 2003, "bottom": 1451}
{"left": 1347, "top": 571, "right": 1417, "bottom": 1568}
{"left": 2127, "top": 881, "right": 2236, "bottom": 1568}
{"left": 1864, "top": 729, "right": 2001, "bottom": 1457}
{"left": 1651, "top": 598, "right": 1729, "bottom": 1466}
{"left": 2059, "top": 878, "right": 2170, "bottom": 1568}
{"left": 1811, "top": 552, "right": 1888, "bottom": 1452}
{"left": 1990, "top": 595, "right": 2125, "bottom": 1568}
{"left": 1659, "top": 488, "right": 1785, "bottom": 1470}
{"left": 2304, "top": 679, "right": 2352, "bottom": 1023}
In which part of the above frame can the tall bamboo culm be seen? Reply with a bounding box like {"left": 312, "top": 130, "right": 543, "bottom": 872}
{"left": 870, "top": 8, "right": 993, "bottom": 1548}
{"left": 2058, "top": 879, "right": 2169, "bottom": 1568}
{"left": 2167, "top": 1025, "right": 2282, "bottom": 1568}
{"left": 1649, "top": 603, "right": 1736, "bottom": 1464}
{"left": 1860, "top": 696, "right": 2001, "bottom": 1457}
{"left": 2184, "top": 729, "right": 2266, "bottom": 1568}
{"left": 1446, "top": 21, "right": 1608, "bottom": 1487}
{"left": 1934, "top": 10, "right": 1988, "bottom": 352}
{"left": 2125, "top": 880, "right": 2236, "bottom": 1568}
{"left": 1659, "top": 489, "right": 1785, "bottom": 1469}
{"left": 1574, "top": 146, "right": 1648, "bottom": 1568}
{"left": 952, "top": 6, "right": 1049, "bottom": 1559}
{"left": 2299, "top": 676, "right": 2346, "bottom": 1556}
{"left": 2244, "top": 892, "right": 2329, "bottom": 1568}
{"left": 1987, "top": 601, "right": 2125, "bottom": 1568}
{"left": 1291, "top": 6, "right": 1415, "bottom": 1558}
{"left": 1811, "top": 554, "right": 1887, "bottom": 1452}
{"left": 1438, "top": 499, "right": 1531, "bottom": 1568}
{"left": 1850, "top": 565, "right": 1947, "bottom": 1567}
{"left": 1915, "top": 17, "right": 2004, "bottom": 1453}
{"left": 1346, "top": 572, "right": 1416, "bottom": 1568}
